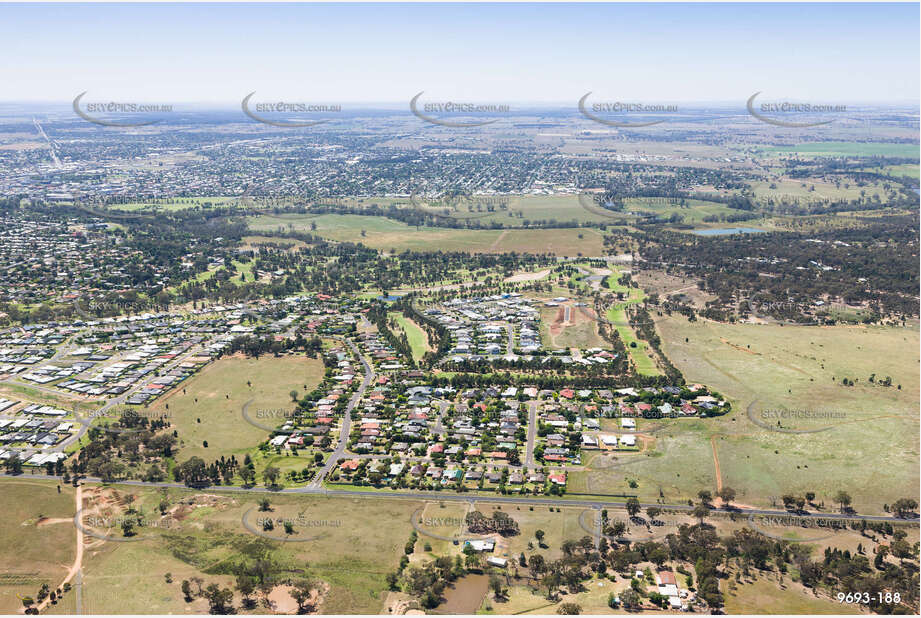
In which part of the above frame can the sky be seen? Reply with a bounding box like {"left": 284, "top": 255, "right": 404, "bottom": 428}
{"left": 1, "top": 2, "right": 918, "bottom": 105}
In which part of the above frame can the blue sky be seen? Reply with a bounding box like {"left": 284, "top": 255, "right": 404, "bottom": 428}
{"left": 1, "top": 3, "right": 918, "bottom": 104}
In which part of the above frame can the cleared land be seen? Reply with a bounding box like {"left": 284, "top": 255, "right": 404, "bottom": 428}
{"left": 759, "top": 141, "right": 920, "bottom": 159}
{"left": 0, "top": 481, "right": 76, "bottom": 614}
{"left": 247, "top": 213, "right": 606, "bottom": 256}
{"left": 654, "top": 315, "right": 920, "bottom": 511}
{"left": 151, "top": 354, "right": 325, "bottom": 462}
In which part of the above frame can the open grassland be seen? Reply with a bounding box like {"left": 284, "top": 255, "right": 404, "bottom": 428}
{"left": 655, "top": 315, "right": 920, "bottom": 512}
{"left": 861, "top": 163, "right": 920, "bottom": 179}
{"left": 749, "top": 178, "right": 886, "bottom": 202}
{"left": 623, "top": 197, "right": 741, "bottom": 223}
{"left": 151, "top": 354, "right": 325, "bottom": 462}
{"left": 723, "top": 576, "right": 864, "bottom": 615}
{"left": 567, "top": 420, "right": 716, "bottom": 503}
{"left": 759, "top": 141, "right": 920, "bottom": 159}
{"left": 0, "top": 480, "right": 75, "bottom": 614}
{"left": 76, "top": 488, "right": 420, "bottom": 614}
{"left": 247, "top": 213, "right": 606, "bottom": 256}
{"left": 418, "top": 194, "right": 614, "bottom": 226}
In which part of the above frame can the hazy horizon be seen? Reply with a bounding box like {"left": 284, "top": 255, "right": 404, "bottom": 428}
{"left": 1, "top": 3, "right": 918, "bottom": 105}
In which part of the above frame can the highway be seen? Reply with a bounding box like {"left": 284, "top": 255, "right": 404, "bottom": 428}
{"left": 3, "top": 471, "right": 917, "bottom": 525}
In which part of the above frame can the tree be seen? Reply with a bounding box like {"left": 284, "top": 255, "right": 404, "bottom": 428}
{"left": 203, "top": 583, "right": 234, "bottom": 614}
{"left": 557, "top": 602, "right": 582, "bottom": 614}
{"left": 835, "top": 491, "right": 852, "bottom": 513}
{"left": 892, "top": 498, "right": 918, "bottom": 518}
{"left": 692, "top": 503, "right": 710, "bottom": 525}
{"left": 626, "top": 497, "right": 641, "bottom": 517}
{"left": 263, "top": 466, "right": 281, "bottom": 488}
{"left": 180, "top": 580, "right": 193, "bottom": 602}
{"left": 291, "top": 580, "right": 316, "bottom": 613}
{"left": 620, "top": 589, "right": 640, "bottom": 609}
{"left": 535, "top": 529, "right": 546, "bottom": 545}
{"left": 697, "top": 489, "right": 713, "bottom": 504}
{"left": 718, "top": 487, "right": 736, "bottom": 505}
{"left": 540, "top": 572, "right": 561, "bottom": 598}
{"left": 646, "top": 506, "right": 662, "bottom": 521}
{"left": 489, "top": 574, "right": 506, "bottom": 600}
{"left": 4, "top": 454, "right": 22, "bottom": 475}
{"left": 235, "top": 575, "right": 256, "bottom": 609}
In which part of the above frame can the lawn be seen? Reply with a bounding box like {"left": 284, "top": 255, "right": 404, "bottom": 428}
{"left": 603, "top": 268, "right": 660, "bottom": 376}
{"left": 150, "top": 354, "right": 325, "bottom": 463}
{"left": 390, "top": 312, "right": 431, "bottom": 362}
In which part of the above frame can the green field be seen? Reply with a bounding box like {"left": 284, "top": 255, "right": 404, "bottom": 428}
{"left": 604, "top": 268, "right": 660, "bottom": 376}
{"left": 760, "top": 141, "right": 920, "bottom": 159}
{"left": 655, "top": 315, "right": 920, "bottom": 511}
{"left": 860, "top": 163, "right": 921, "bottom": 180}
{"left": 247, "top": 213, "right": 606, "bottom": 256}
{"left": 390, "top": 313, "right": 430, "bottom": 362}
{"left": 624, "top": 197, "right": 743, "bottom": 224}
{"left": 151, "top": 354, "right": 325, "bottom": 463}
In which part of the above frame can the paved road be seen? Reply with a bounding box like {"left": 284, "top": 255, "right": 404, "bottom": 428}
{"left": 310, "top": 338, "right": 373, "bottom": 488}
{"left": 524, "top": 399, "right": 539, "bottom": 468}
{"left": 432, "top": 400, "right": 450, "bottom": 437}
{"left": 4, "top": 472, "right": 917, "bottom": 525}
